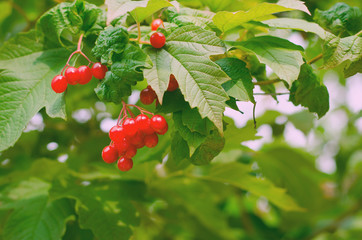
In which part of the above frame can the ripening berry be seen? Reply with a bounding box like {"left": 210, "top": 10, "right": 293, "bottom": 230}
{"left": 127, "top": 131, "right": 145, "bottom": 149}
{"left": 102, "top": 145, "right": 118, "bottom": 164}
{"left": 151, "top": 115, "right": 168, "bottom": 135}
{"left": 114, "top": 138, "right": 130, "bottom": 156}
{"left": 65, "top": 66, "right": 80, "bottom": 85}
{"left": 124, "top": 145, "right": 137, "bottom": 158}
{"left": 117, "top": 157, "right": 133, "bottom": 171}
{"left": 51, "top": 75, "right": 68, "bottom": 93}
{"left": 122, "top": 118, "right": 138, "bottom": 137}
{"left": 150, "top": 32, "right": 166, "bottom": 48}
{"left": 140, "top": 87, "right": 156, "bottom": 105}
{"left": 167, "top": 74, "right": 179, "bottom": 91}
{"left": 92, "top": 62, "right": 107, "bottom": 79}
{"left": 109, "top": 125, "right": 125, "bottom": 142}
{"left": 135, "top": 114, "right": 154, "bottom": 135}
{"left": 78, "top": 65, "right": 92, "bottom": 85}
{"left": 144, "top": 133, "right": 158, "bottom": 148}
{"left": 151, "top": 19, "right": 164, "bottom": 31}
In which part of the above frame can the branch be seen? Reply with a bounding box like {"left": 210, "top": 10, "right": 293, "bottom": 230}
{"left": 307, "top": 53, "right": 323, "bottom": 65}
{"left": 253, "top": 79, "right": 282, "bottom": 86}
{"left": 304, "top": 201, "right": 362, "bottom": 240}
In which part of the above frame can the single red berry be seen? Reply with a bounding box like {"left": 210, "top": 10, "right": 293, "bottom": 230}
{"left": 124, "top": 145, "right": 137, "bottom": 158}
{"left": 135, "top": 114, "right": 154, "bottom": 135}
{"left": 127, "top": 131, "right": 145, "bottom": 149}
{"left": 151, "top": 115, "right": 168, "bottom": 135}
{"left": 151, "top": 19, "right": 164, "bottom": 31}
{"left": 122, "top": 118, "right": 138, "bottom": 137}
{"left": 102, "top": 145, "right": 119, "bottom": 164}
{"left": 114, "top": 138, "right": 130, "bottom": 156}
{"left": 117, "top": 157, "right": 133, "bottom": 171}
{"left": 92, "top": 62, "right": 108, "bottom": 79}
{"left": 109, "top": 125, "right": 125, "bottom": 142}
{"left": 78, "top": 65, "right": 92, "bottom": 85}
{"left": 167, "top": 74, "right": 179, "bottom": 91}
{"left": 144, "top": 133, "right": 158, "bottom": 148}
{"left": 51, "top": 75, "right": 68, "bottom": 93}
{"left": 150, "top": 32, "right": 166, "bottom": 49}
{"left": 65, "top": 66, "right": 80, "bottom": 85}
{"left": 140, "top": 87, "right": 156, "bottom": 105}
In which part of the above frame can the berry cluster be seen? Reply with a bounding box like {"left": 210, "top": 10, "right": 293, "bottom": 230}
{"left": 140, "top": 74, "right": 179, "bottom": 105}
{"left": 50, "top": 34, "right": 108, "bottom": 93}
{"left": 102, "top": 102, "right": 168, "bottom": 172}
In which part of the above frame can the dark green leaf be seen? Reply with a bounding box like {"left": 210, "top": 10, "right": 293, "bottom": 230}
{"left": 289, "top": 64, "right": 329, "bottom": 118}
{"left": 215, "top": 58, "right": 255, "bottom": 103}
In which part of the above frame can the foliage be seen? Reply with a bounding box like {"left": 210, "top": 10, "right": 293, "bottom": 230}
{"left": 0, "top": 0, "right": 362, "bottom": 239}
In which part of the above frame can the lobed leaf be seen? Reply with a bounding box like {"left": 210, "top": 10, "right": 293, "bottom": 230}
{"left": 144, "top": 25, "right": 230, "bottom": 132}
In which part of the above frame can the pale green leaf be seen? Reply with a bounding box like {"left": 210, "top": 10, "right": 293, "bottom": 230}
{"left": 144, "top": 25, "right": 229, "bottom": 132}
{"left": 131, "top": 0, "right": 173, "bottom": 23}
{"left": 263, "top": 18, "right": 327, "bottom": 39}
{"left": 232, "top": 36, "right": 304, "bottom": 84}
{"left": 191, "top": 162, "right": 304, "bottom": 211}
{"left": 0, "top": 31, "right": 68, "bottom": 152}
{"left": 213, "top": 0, "right": 310, "bottom": 32}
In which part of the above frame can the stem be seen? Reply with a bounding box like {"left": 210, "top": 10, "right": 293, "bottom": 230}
{"left": 253, "top": 79, "right": 282, "bottom": 86}
{"left": 137, "top": 22, "right": 141, "bottom": 42}
{"left": 304, "top": 201, "right": 362, "bottom": 240}
{"left": 77, "top": 33, "right": 84, "bottom": 51}
{"left": 253, "top": 103, "right": 257, "bottom": 129}
{"left": 9, "top": 1, "right": 30, "bottom": 24}
{"left": 307, "top": 53, "right": 323, "bottom": 65}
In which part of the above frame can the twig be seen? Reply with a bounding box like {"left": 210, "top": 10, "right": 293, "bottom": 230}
{"left": 253, "top": 79, "right": 282, "bottom": 86}
{"left": 307, "top": 53, "right": 323, "bottom": 65}
{"left": 253, "top": 103, "right": 257, "bottom": 129}
{"left": 9, "top": 1, "right": 30, "bottom": 24}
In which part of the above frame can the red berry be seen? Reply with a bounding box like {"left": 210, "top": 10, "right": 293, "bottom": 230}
{"left": 151, "top": 19, "right": 164, "bottom": 31}
{"left": 167, "top": 74, "right": 179, "bottom": 91}
{"left": 78, "top": 65, "right": 92, "bottom": 85}
{"left": 144, "top": 133, "right": 158, "bottom": 148}
{"left": 114, "top": 138, "right": 130, "bottom": 155}
{"left": 124, "top": 145, "right": 137, "bottom": 158}
{"left": 140, "top": 87, "right": 156, "bottom": 105}
{"left": 135, "top": 114, "right": 154, "bottom": 135}
{"left": 151, "top": 115, "right": 168, "bottom": 135}
{"left": 65, "top": 66, "right": 80, "bottom": 85}
{"left": 109, "top": 125, "right": 125, "bottom": 142}
{"left": 150, "top": 32, "right": 166, "bottom": 48}
{"left": 117, "top": 157, "right": 133, "bottom": 171}
{"left": 102, "top": 145, "right": 118, "bottom": 164}
{"left": 51, "top": 75, "right": 67, "bottom": 93}
{"left": 92, "top": 62, "right": 108, "bottom": 79}
{"left": 122, "top": 118, "right": 138, "bottom": 137}
{"left": 127, "top": 131, "right": 145, "bottom": 149}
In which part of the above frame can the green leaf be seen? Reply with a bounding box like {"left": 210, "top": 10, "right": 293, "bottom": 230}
{"left": 50, "top": 176, "right": 133, "bottom": 240}
{"left": 173, "top": 111, "right": 206, "bottom": 148}
{"left": 215, "top": 58, "right": 255, "bottom": 103}
{"left": 322, "top": 34, "right": 362, "bottom": 77}
{"left": 2, "top": 179, "right": 74, "bottom": 240}
{"left": 314, "top": 2, "right": 362, "bottom": 37}
{"left": 131, "top": 0, "right": 173, "bottom": 23}
{"left": 262, "top": 18, "right": 327, "bottom": 39}
{"left": 92, "top": 26, "right": 129, "bottom": 64}
{"left": 289, "top": 64, "right": 329, "bottom": 118}
{"left": 190, "top": 129, "right": 225, "bottom": 165}
{"left": 166, "top": 6, "right": 217, "bottom": 31}
{"left": 213, "top": 0, "right": 310, "bottom": 32}
{"left": 166, "top": 131, "right": 191, "bottom": 171}
{"left": 191, "top": 162, "right": 303, "bottom": 211}
{"left": 106, "top": 0, "right": 172, "bottom": 24}
{"left": 95, "top": 43, "right": 152, "bottom": 103}
{"left": 37, "top": 0, "right": 105, "bottom": 47}
{"left": 232, "top": 36, "right": 304, "bottom": 84}
{"left": 181, "top": 106, "right": 213, "bottom": 135}
{"left": 144, "top": 25, "right": 230, "bottom": 132}
{"left": 0, "top": 31, "right": 68, "bottom": 152}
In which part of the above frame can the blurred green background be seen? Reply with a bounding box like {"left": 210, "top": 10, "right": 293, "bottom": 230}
{"left": 0, "top": 0, "right": 361, "bottom": 239}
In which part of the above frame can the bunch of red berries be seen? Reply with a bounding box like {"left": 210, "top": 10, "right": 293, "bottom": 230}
{"left": 140, "top": 74, "right": 179, "bottom": 105}
{"left": 102, "top": 102, "right": 168, "bottom": 172}
{"left": 51, "top": 62, "right": 107, "bottom": 93}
